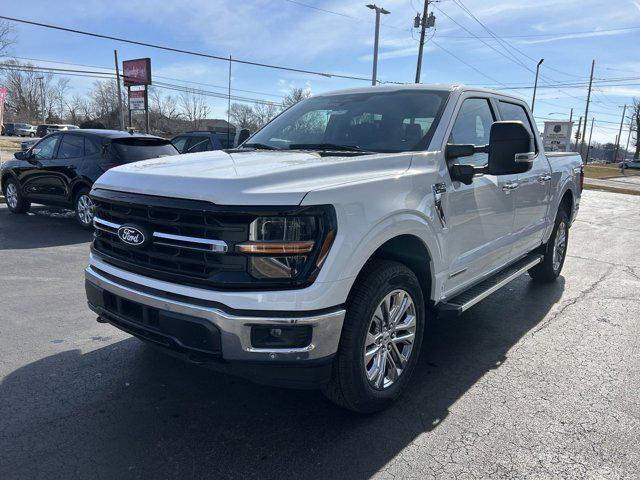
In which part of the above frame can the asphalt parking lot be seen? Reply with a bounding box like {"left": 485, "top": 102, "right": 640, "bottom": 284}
{"left": 1, "top": 190, "right": 639, "bottom": 479}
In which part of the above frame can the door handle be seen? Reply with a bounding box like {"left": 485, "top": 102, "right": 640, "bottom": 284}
{"left": 502, "top": 182, "right": 519, "bottom": 193}
{"left": 538, "top": 174, "right": 552, "bottom": 183}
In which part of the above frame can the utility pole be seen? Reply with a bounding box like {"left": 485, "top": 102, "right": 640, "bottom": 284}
{"left": 36, "top": 76, "right": 45, "bottom": 123}
{"left": 613, "top": 104, "right": 627, "bottom": 164}
{"left": 574, "top": 116, "right": 582, "bottom": 152}
{"left": 569, "top": 108, "right": 573, "bottom": 123}
{"left": 531, "top": 58, "right": 544, "bottom": 113}
{"left": 227, "top": 55, "right": 232, "bottom": 148}
{"left": 366, "top": 4, "right": 390, "bottom": 86}
{"left": 623, "top": 118, "right": 633, "bottom": 162}
{"left": 580, "top": 59, "right": 595, "bottom": 154}
{"left": 586, "top": 117, "right": 595, "bottom": 163}
{"left": 114, "top": 50, "right": 124, "bottom": 130}
{"left": 414, "top": 0, "right": 430, "bottom": 83}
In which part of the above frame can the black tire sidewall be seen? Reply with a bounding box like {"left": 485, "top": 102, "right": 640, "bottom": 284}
{"left": 336, "top": 261, "right": 426, "bottom": 411}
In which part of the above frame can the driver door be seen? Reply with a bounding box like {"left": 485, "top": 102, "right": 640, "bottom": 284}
{"left": 441, "top": 96, "right": 519, "bottom": 296}
{"left": 20, "top": 134, "right": 62, "bottom": 201}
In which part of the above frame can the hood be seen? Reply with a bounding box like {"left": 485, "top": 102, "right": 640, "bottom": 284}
{"left": 93, "top": 149, "right": 413, "bottom": 205}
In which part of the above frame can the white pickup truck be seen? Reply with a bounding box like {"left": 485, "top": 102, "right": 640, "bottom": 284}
{"left": 85, "top": 84, "right": 583, "bottom": 412}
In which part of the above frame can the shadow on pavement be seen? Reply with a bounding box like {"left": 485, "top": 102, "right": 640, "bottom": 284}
{"left": 0, "top": 275, "right": 565, "bottom": 479}
{"left": 0, "top": 205, "right": 92, "bottom": 250}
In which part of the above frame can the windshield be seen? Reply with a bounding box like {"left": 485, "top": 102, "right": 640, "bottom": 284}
{"left": 246, "top": 90, "right": 449, "bottom": 153}
{"left": 112, "top": 138, "right": 178, "bottom": 162}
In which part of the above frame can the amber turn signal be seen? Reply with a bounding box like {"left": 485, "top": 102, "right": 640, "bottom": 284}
{"left": 237, "top": 241, "right": 315, "bottom": 254}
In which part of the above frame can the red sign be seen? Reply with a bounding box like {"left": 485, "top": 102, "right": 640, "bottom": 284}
{"left": 123, "top": 58, "right": 151, "bottom": 86}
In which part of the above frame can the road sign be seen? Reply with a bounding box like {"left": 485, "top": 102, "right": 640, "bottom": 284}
{"left": 129, "top": 88, "right": 146, "bottom": 111}
{"left": 543, "top": 121, "right": 574, "bottom": 152}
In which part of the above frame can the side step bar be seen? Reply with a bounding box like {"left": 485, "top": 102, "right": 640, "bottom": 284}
{"left": 437, "top": 253, "right": 543, "bottom": 317}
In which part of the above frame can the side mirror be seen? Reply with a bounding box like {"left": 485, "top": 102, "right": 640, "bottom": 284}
{"left": 238, "top": 128, "right": 251, "bottom": 146}
{"left": 487, "top": 121, "right": 534, "bottom": 175}
{"left": 13, "top": 151, "right": 25, "bottom": 160}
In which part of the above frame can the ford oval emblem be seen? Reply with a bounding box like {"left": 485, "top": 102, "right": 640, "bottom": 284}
{"left": 117, "top": 225, "right": 146, "bottom": 246}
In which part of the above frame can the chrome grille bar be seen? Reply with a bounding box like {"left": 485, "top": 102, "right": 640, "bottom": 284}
{"left": 93, "top": 216, "right": 228, "bottom": 253}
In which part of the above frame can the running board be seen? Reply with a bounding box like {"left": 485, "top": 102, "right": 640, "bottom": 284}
{"left": 437, "top": 253, "right": 543, "bottom": 317}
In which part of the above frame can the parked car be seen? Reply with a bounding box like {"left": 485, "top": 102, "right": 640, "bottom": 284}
{"left": 83, "top": 85, "right": 583, "bottom": 412}
{"left": 36, "top": 124, "right": 57, "bottom": 137}
{"left": 20, "top": 138, "right": 38, "bottom": 151}
{"left": 45, "top": 124, "right": 80, "bottom": 135}
{"left": 620, "top": 160, "right": 640, "bottom": 169}
{"left": 1, "top": 130, "right": 178, "bottom": 227}
{"left": 13, "top": 123, "right": 36, "bottom": 137}
{"left": 3, "top": 123, "right": 16, "bottom": 136}
{"left": 171, "top": 131, "right": 235, "bottom": 153}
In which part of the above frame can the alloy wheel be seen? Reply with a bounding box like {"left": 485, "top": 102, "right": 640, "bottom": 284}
{"left": 363, "top": 289, "right": 417, "bottom": 390}
{"left": 5, "top": 183, "right": 18, "bottom": 209}
{"left": 552, "top": 220, "right": 567, "bottom": 271}
{"left": 77, "top": 194, "right": 95, "bottom": 226}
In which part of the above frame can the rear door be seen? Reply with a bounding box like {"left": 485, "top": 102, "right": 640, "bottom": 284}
{"left": 497, "top": 100, "right": 552, "bottom": 255}
{"left": 442, "top": 95, "right": 519, "bottom": 295}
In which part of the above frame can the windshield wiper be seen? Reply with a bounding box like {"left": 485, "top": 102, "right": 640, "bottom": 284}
{"left": 242, "top": 143, "right": 279, "bottom": 150}
{"left": 288, "top": 143, "right": 370, "bottom": 152}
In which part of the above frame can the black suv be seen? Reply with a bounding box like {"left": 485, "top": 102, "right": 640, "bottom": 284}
{"left": 170, "top": 131, "right": 235, "bottom": 153}
{"left": 1, "top": 130, "right": 178, "bottom": 227}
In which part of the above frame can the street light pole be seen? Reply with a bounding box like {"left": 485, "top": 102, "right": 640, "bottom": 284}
{"left": 531, "top": 58, "right": 544, "bottom": 113}
{"left": 36, "top": 76, "right": 45, "bottom": 124}
{"left": 366, "top": 4, "right": 390, "bottom": 86}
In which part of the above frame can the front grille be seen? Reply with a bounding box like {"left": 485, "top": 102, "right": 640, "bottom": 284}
{"left": 91, "top": 189, "right": 252, "bottom": 288}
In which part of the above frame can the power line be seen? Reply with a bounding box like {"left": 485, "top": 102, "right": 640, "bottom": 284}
{"left": 0, "top": 15, "right": 376, "bottom": 83}
{"left": 2, "top": 55, "right": 285, "bottom": 98}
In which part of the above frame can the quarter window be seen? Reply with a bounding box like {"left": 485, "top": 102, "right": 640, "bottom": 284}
{"left": 448, "top": 98, "right": 495, "bottom": 167}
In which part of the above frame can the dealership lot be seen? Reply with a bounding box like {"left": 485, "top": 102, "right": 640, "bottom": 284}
{"left": 1, "top": 190, "right": 639, "bottom": 479}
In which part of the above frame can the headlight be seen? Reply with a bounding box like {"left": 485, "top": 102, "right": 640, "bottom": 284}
{"left": 237, "top": 209, "right": 336, "bottom": 281}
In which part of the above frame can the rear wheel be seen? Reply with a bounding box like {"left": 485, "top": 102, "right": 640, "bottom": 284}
{"left": 529, "top": 207, "right": 569, "bottom": 283}
{"left": 3, "top": 178, "right": 30, "bottom": 214}
{"left": 323, "top": 259, "right": 425, "bottom": 413}
{"left": 74, "top": 188, "right": 95, "bottom": 228}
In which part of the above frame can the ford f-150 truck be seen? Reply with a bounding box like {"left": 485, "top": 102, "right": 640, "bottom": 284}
{"left": 84, "top": 84, "right": 582, "bottom": 413}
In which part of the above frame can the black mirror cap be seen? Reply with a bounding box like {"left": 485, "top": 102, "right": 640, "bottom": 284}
{"left": 13, "top": 151, "right": 25, "bottom": 160}
{"left": 238, "top": 129, "right": 251, "bottom": 145}
{"left": 487, "top": 121, "right": 534, "bottom": 175}
{"left": 445, "top": 143, "right": 475, "bottom": 160}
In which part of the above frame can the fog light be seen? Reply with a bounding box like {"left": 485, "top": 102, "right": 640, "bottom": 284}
{"left": 251, "top": 326, "right": 312, "bottom": 349}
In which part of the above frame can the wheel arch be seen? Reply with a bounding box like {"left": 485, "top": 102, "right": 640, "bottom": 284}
{"left": 1, "top": 170, "right": 18, "bottom": 193}
{"left": 352, "top": 234, "right": 435, "bottom": 306}
{"left": 70, "top": 180, "right": 92, "bottom": 204}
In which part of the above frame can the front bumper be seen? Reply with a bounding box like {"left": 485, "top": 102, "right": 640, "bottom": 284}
{"left": 85, "top": 265, "right": 345, "bottom": 367}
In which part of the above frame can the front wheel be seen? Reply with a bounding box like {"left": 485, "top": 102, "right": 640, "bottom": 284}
{"left": 74, "top": 188, "right": 95, "bottom": 228}
{"left": 323, "top": 259, "right": 425, "bottom": 413}
{"left": 3, "top": 178, "right": 31, "bottom": 214}
{"left": 529, "top": 208, "right": 569, "bottom": 283}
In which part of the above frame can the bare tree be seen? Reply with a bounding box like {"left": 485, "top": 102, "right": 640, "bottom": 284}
{"left": 281, "top": 87, "right": 311, "bottom": 110}
{"left": 228, "top": 103, "right": 258, "bottom": 131}
{"left": 0, "top": 60, "right": 56, "bottom": 122}
{"left": 89, "top": 80, "right": 124, "bottom": 128}
{"left": 179, "top": 88, "right": 210, "bottom": 130}
{"left": 0, "top": 20, "right": 15, "bottom": 57}
{"left": 252, "top": 103, "right": 280, "bottom": 129}
{"left": 149, "top": 87, "right": 181, "bottom": 133}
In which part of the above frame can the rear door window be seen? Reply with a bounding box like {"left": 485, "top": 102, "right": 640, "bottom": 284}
{"left": 498, "top": 101, "right": 537, "bottom": 152}
{"left": 56, "top": 134, "right": 85, "bottom": 159}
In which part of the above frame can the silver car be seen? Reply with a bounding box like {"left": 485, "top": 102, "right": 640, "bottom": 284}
{"left": 14, "top": 123, "right": 37, "bottom": 137}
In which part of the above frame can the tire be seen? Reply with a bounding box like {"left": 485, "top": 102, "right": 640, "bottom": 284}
{"left": 528, "top": 207, "right": 569, "bottom": 283}
{"left": 3, "top": 178, "right": 30, "bottom": 214}
{"left": 322, "top": 259, "right": 426, "bottom": 413}
{"left": 74, "top": 188, "right": 95, "bottom": 228}
{"left": 29, "top": 132, "right": 35, "bottom": 137}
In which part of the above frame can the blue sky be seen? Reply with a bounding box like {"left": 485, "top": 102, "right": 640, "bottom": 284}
{"left": 2, "top": 0, "right": 640, "bottom": 144}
